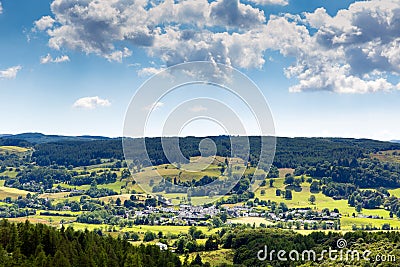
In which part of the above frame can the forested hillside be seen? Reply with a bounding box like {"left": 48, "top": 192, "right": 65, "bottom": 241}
{"left": 0, "top": 220, "right": 181, "bottom": 267}
{"left": 25, "top": 135, "right": 400, "bottom": 168}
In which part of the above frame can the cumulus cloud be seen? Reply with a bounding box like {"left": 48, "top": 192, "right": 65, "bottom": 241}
{"left": 34, "top": 16, "right": 55, "bottom": 31}
{"left": 0, "top": 2, "right": 3, "bottom": 14}
{"left": 0, "top": 66, "right": 22, "bottom": 79}
{"left": 210, "top": 0, "right": 265, "bottom": 28}
{"left": 40, "top": 54, "right": 70, "bottom": 64}
{"left": 73, "top": 96, "right": 111, "bottom": 109}
{"left": 36, "top": 0, "right": 400, "bottom": 93}
{"left": 36, "top": 0, "right": 268, "bottom": 68}
{"left": 278, "top": 0, "right": 400, "bottom": 93}
{"left": 104, "top": 47, "right": 132, "bottom": 63}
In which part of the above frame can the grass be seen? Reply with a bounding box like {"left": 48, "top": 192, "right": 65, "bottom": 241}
{"left": 254, "top": 177, "right": 396, "bottom": 228}
{"left": 54, "top": 183, "right": 90, "bottom": 191}
{"left": 7, "top": 217, "right": 55, "bottom": 226}
{"left": 0, "top": 146, "right": 30, "bottom": 154}
{"left": 50, "top": 195, "right": 83, "bottom": 204}
{"left": 389, "top": 188, "right": 400, "bottom": 198}
{"left": 340, "top": 216, "right": 400, "bottom": 230}
{"left": 182, "top": 249, "right": 234, "bottom": 266}
{"left": 98, "top": 181, "right": 126, "bottom": 192}
{"left": 229, "top": 217, "right": 274, "bottom": 226}
{"left": 0, "top": 185, "right": 31, "bottom": 200}
{"left": 1, "top": 169, "right": 19, "bottom": 178}
{"left": 99, "top": 194, "right": 134, "bottom": 203}
{"left": 54, "top": 223, "right": 219, "bottom": 236}
{"left": 123, "top": 225, "right": 217, "bottom": 235}
{"left": 133, "top": 156, "right": 248, "bottom": 186}
{"left": 55, "top": 180, "right": 126, "bottom": 192}
{"left": 39, "top": 192, "right": 71, "bottom": 199}
{"left": 278, "top": 168, "right": 295, "bottom": 178}
{"left": 163, "top": 193, "right": 224, "bottom": 205}
{"left": 370, "top": 150, "right": 400, "bottom": 163}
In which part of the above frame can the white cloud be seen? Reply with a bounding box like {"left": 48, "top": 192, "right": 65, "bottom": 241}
{"left": 34, "top": 16, "right": 55, "bottom": 31}
{"left": 137, "top": 67, "right": 166, "bottom": 77}
{"left": 189, "top": 105, "right": 208, "bottom": 112}
{"left": 247, "top": 0, "right": 288, "bottom": 6}
{"left": 0, "top": 66, "right": 22, "bottom": 79}
{"left": 144, "top": 102, "right": 164, "bottom": 111}
{"left": 73, "top": 96, "right": 111, "bottom": 109}
{"left": 36, "top": 0, "right": 268, "bottom": 69}
{"left": 40, "top": 54, "right": 70, "bottom": 64}
{"left": 210, "top": 0, "right": 265, "bottom": 28}
{"left": 0, "top": 2, "right": 3, "bottom": 14}
{"left": 271, "top": 0, "right": 400, "bottom": 93}
{"left": 36, "top": 0, "right": 400, "bottom": 93}
{"left": 104, "top": 47, "right": 132, "bottom": 63}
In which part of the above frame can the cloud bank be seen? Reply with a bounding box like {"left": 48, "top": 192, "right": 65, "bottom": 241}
{"left": 36, "top": 0, "right": 400, "bottom": 93}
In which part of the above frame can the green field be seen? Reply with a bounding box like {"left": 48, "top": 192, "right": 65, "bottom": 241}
{"left": 341, "top": 216, "right": 400, "bottom": 230}
{"left": 61, "top": 223, "right": 218, "bottom": 237}
{"left": 229, "top": 217, "right": 274, "bottom": 226}
{"left": 182, "top": 249, "right": 234, "bottom": 266}
{"left": 123, "top": 225, "right": 217, "bottom": 235}
{"left": 389, "top": 188, "right": 400, "bottom": 198}
{"left": 253, "top": 176, "right": 398, "bottom": 229}
{"left": 163, "top": 193, "right": 224, "bottom": 205}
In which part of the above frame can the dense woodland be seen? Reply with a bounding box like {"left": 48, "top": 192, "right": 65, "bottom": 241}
{"left": 227, "top": 228, "right": 400, "bottom": 266}
{"left": 25, "top": 136, "right": 400, "bottom": 169}
{"left": 294, "top": 158, "right": 400, "bottom": 188}
{"left": 0, "top": 220, "right": 182, "bottom": 267}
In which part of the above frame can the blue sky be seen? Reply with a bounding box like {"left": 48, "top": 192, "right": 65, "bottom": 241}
{"left": 0, "top": 0, "right": 399, "bottom": 140}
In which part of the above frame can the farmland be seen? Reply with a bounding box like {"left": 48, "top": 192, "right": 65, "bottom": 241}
{"left": 1, "top": 136, "right": 400, "bottom": 266}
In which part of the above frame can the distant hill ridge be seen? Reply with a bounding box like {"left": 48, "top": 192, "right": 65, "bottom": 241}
{"left": 0, "top": 132, "right": 110, "bottom": 144}
{"left": 2, "top": 133, "right": 399, "bottom": 168}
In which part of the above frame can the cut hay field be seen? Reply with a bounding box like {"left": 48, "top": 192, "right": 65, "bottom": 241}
{"left": 0, "top": 184, "right": 31, "bottom": 200}
{"left": 0, "top": 146, "right": 30, "bottom": 154}
{"left": 1, "top": 169, "right": 18, "bottom": 178}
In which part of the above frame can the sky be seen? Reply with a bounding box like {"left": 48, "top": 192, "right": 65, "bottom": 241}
{"left": 0, "top": 0, "right": 399, "bottom": 140}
